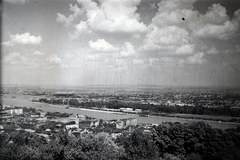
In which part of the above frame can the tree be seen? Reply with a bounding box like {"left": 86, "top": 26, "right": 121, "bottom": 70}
{"left": 116, "top": 129, "right": 159, "bottom": 160}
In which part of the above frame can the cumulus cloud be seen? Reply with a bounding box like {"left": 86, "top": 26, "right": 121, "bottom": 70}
{"left": 120, "top": 42, "right": 136, "bottom": 57}
{"left": 75, "top": 21, "right": 88, "bottom": 31}
{"left": 206, "top": 48, "right": 219, "bottom": 55}
{"left": 149, "top": 57, "right": 177, "bottom": 66}
{"left": 47, "top": 54, "right": 63, "bottom": 65}
{"left": 143, "top": 25, "right": 192, "bottom": 55}
{"left": 3, "top": 52, "right": 21, "bottom": 63}
{"left": 71, "top": 21, "right": 90, "bottom": 39}
{"left": 4, "top": 0, "right": 29, "bottom": 4}
{"left": 176, "top": 44, "right": 194, "bottom": 55}
{"left": 233, "top": 9, "right": 240, "bottom": 21}
{"left": 3, "top": 32, "right": 42, "bottom": 46}
{"left": 33, "top": 50, "right": 44, "bottom": 56}
{"left": 187, "top": 52, "right": 207, "bottom": 64}
{"left": 177, "top": 59, "right": 185, "bottom": 67}
{"left": 148, "top": 0, "right": 240, "bottom": 51}
{"left": 56, "top": 4, "right": 83, "bottom": 26}
{"left": 89, "top": 39, "right": 119, "bottom": 52}
{"left": 74, "top": 0, "right": 147, "bottom": 34}
{"left": 192, "top": 4, "right": 239, "bottom": 40}
{"left": 69, "top": 3, "right": 83, "bottom": 16}
{"left": 64, "top": 53, "right": 74, "bottom": 59}
{"left": 86, "top": 54, "right": 100, "bottom": 61}
{"left": 141, "top": 0, "right": 240, "bottom": 68}
{"left": 3, "top": 52, "right": 39, "bottom": 68}
{"left": 202, "top": 3, "right": 229, "bottom": 24}
{"left": 149, "top": 58, "right": 159, "bottom": 66}
{"left": 142, "top": 0, "right": 198, "bottom": 56}
{"left": 195, "top": 20, "right": 238, "bottom": 40}
{"left": 56, "top": 13, "right": 74, "bottom": 27}
{"left": 133, "top": 58, "right": 144, "bottom": 64}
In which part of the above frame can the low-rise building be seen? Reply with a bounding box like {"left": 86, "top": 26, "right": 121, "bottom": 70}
{"left": 79, "top": 121, "right": 91, "bottom": 129}
{"left": 65, "top": 118, "right": 79, "bottom": 130}
{"left": 116, "top": 118, "right": 137, "bottom": 129}
{"left": 4, "top": 108, "right": 23, "bottom": 115}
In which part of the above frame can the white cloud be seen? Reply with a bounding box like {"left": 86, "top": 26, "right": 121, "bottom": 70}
{"left": 233, "top": 9, "right": 240, "bottom": 21}
{"left": 195, "top": 20, "right": 238, "bottom": 40}
{"left": 141, "top": 0, "right": 240, "bottom": 68}
{"left": 3, "top": 32, "right": 42, "bottom": 46}
{"left": 187, "top": 52, "right": 207, "bottom": 64}
{"left": 69, "top": 3, "right": 83, "bottom": 16}
{"left": 86, "top": 54, "right": 100, "bottom": 61}
{"left": 72, "top": 21, "right": 90, "bottom": 38}
{"left": 4, "top": 0, "right": 29, "bottom": 4}
{"left": 149, "top": 57, "right": 176, "bottom": 66}
{"left": 153, "top": 1, "right": 228, "bottom": 27}
{"left": 3, "top": 52, "right": 21, "bottom": 63}
{"left": 202, "top": 4, "right": 229, "bottom": 24}
{"left": 47, "top": 54, "right": 63, "bottom": 65}
{"left": 155, "top": 0, "right": 197, "bottom": 19}
{"left": 133, "top": 59, "right": 144, "bottom": 64}
{"left": 143, "top": 25, "right": 191, "bottom": 54}
{"left": 177, "top": 59, "right": 185, "bottom": 67}
{"left": 176, "top": 44, "right": 194, "bottom": 55}
{"left": 149, "top": 58, "right": 159, "bottom": 66}
{"left": 33, "top": 50, "right": 44, "bottom": 56}
{"left": 195, "top": 4, "right": 239, "bottom": 40}
{"left": 89, "top": 39, "right": 119, "bottom": 52}
{"left": 2, "top": 41, "right": 14, "bottom": 46}
{"left": 61, "top": 0, "right": 148, "bottom": 38}
{"left": 56, "top": 13, "right": 74, "bottom": 27}
{"left": 76, "top": 0, "right": 147, "bottom": 34}
{"left": 3, "top": 52, "right": 39, "bottom": 68}
{"left": 56, "top": 4, "right": 83, "bottom": 27}
{"left": 206, "top": 48, "right": 219, "bottom": 55}
{"left": 120, "top": 42, "right": 136, "bottom": 57}
{"left": 77, "top": 0, "right": 98, "bottom": 10}
{"left": 152, "top": 0, "right": 239, "bottom": 41}
{"left": 65, "top": 53, "right": 74, "bottom": 59}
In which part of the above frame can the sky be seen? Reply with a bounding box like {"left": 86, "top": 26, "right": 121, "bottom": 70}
{"left": 1, "top": 0, "right": 240, "bottom": 87}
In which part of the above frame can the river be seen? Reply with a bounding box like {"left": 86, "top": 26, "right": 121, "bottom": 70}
{"left": 2, "top": 94, "right": 240, "bottom": 130}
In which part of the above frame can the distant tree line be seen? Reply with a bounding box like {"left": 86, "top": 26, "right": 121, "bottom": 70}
{"left": 103, "top": 101, "right": 240, "bottom": 117}
{"left": 45, "top": 112, "right": 71, "bottom": 118}
{"left": 39, "top": 98, "right": 240, "bottom": 117}
{"left": 1, "top": 122, "right": 240, "bottom": 160}
{"left": 39, "top": 98, "right": 80, "bottom": 106}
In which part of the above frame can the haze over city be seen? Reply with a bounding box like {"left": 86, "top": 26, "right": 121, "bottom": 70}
{"left": 2, "top": 0, "right": 240, "bottom": 87}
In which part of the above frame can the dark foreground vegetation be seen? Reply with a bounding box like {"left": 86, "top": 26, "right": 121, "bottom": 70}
{"left": 1, "top": 122, "right": 240, "bottom": 160}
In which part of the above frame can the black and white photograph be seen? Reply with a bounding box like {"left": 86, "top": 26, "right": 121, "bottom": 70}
{"left": 1, "top": 0, "right": 240, "bottom": 159}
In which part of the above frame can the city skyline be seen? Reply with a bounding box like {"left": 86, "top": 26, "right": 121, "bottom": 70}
{"left": 2, "top": 0, "right": 240, "bottom": 87}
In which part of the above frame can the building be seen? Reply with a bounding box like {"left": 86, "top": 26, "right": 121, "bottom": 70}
{"left": 65, "top": 118, "right": 79, "bottom": 130}
{"left": 116, "top": 118, "right": 137, "bottom": 129}
{"left": 90, "top": 119, "right": 103, "bottom": 127}
{"left": 76, "top": 114, "right": 88, "bottom": 121}
{"left": 4, "top": 108, "right": 23, "bottom": 115}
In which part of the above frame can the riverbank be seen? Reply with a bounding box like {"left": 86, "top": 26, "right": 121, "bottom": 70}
{"left": 2, "top": 94, "right": 240, "bottom": 130}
